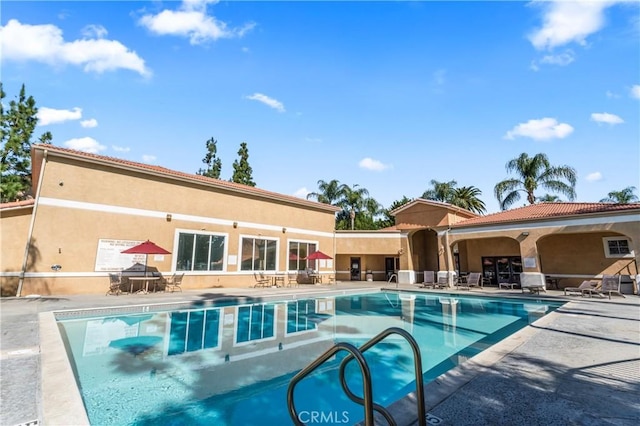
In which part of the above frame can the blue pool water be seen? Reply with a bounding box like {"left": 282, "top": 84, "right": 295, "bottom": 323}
{"left": 56, "top": 291, "right": 563, "bottom": 425}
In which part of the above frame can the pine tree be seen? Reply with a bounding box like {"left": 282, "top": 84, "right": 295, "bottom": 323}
{"left": 0, "top": 83, "right": 52, "bottom": 203}
{"left": 230, "top": 142, "right": 256, "bottom": 187}
{"left": 196, "top": 137, "right": 222, "bottom": 179}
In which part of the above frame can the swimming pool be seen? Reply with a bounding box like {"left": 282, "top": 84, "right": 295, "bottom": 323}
{"left": 55, "top": 291, "right": 563, "bottom": 425}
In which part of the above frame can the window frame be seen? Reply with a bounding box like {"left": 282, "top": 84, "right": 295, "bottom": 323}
{"left": 233, "top": 303, "right": 277, "bottom": 346}
{"left": 287, "top": 238, "right": 319, "bottom": 272}
{"left": 173, "top": 229, "right": 228, "bottom": 273}
{"left": 602, "top": 236, "right": 634, "bottom": 258}
{"left": 238, "top": 234, "right": 279, "bottom": 272}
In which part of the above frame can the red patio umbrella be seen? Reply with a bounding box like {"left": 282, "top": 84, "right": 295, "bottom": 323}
{"left": 306, "top": 250, "right": 333, "bottom": 260}
{"left": 121, "top": 240, "right": 171, "bottom": 276}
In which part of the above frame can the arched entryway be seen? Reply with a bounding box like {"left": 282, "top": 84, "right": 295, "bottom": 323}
{"left": 453, "top": 237, "right": 522, "bottom": 286}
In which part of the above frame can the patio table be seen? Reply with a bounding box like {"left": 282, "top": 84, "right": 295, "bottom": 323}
{"left": 128, "top": 277, "right": 160, "bottom": 294}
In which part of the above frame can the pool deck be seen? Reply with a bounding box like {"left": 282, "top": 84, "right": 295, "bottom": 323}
{"left": 1, "top": 282, "right": 638, "bottom": 426}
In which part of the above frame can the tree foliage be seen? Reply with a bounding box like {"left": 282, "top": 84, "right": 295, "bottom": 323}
{"left": 0, "top": 83, "right": 52, "bottom": 203}
{"left": 230, "top": 142, "right": 255, "bottom": 187}
{"left": 494, "top": 153, "right": 576, "bottom": 210}
{"left": 600, "top": 186, "right": 639, "bottom": 204}
{"left": 376, "top": 196, "right": 413, "bottom": 229}
{"left": 196, "top": 137, "right": 222, "bottom": 179}
{"left": 422, "top": 179, "right": 486, "bottom": 214}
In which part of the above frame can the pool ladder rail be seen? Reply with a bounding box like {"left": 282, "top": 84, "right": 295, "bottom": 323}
{"left": 287, "top": 327, "right": 426, "bottom": 426}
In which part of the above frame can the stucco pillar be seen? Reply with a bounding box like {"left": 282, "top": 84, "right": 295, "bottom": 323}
{"left": 518, "top": 234, "right": 545, "bottom": 290}
{"left": 397, "top": 234, "right": 416, "bottom": 284}
{"left": 437, "top": 230, "right": 456, "bottom": 287}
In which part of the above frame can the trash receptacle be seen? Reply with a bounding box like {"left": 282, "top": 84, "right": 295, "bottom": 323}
{"left": 366, "top": 270, "right": 373, "bottom": 281}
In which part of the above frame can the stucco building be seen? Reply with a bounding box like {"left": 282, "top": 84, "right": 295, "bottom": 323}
{"left": 1, "top": 144, "right": 638, "bottom": 296}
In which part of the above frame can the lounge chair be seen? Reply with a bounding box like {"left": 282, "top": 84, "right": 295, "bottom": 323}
{"left": 584, "top": 275, "right": 626, "bottom": 299}
{"left": 457, "top": 272, "right": 481, "bottom": 290}
{"left": 563, "top": 280, "right": 597, "bottom": 296}
{"left": 287, "top": 271, "right": 298, "bottom": 287}
{"left": 165, "top": 273, "right": 184, "bottom": 292}
{"left": 418, "top": 271, "right": 436, "bottom": 288}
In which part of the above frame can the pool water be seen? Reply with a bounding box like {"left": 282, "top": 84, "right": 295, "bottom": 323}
{"left": 56, "top": 291, "right": 563, "bottom": 425}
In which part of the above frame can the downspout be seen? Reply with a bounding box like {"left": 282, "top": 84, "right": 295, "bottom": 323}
{"left": 16, "top": 149, "right": 48, "bottom": 297}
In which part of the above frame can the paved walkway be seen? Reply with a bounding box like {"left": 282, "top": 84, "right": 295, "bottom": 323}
{"left": 1, "top": 283, "right": 638, "bottom": 425}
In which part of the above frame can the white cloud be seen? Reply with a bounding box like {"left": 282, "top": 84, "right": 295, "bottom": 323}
{"left": 504, "top": 117, "right": 574, "bottom": 141}
{"left": 590, "top": 112, "right": 624, "bottom": 125}
{"left": 528, "top": 1, "right": 618, "bottom": 50}
{"left": 80, "top": 118, "right": 98, "bottom": 128}
{"left": 293, "top": 187, "right": 310, "bottom": 198}
{"left": 631, "top": 84, "right": 640, "bottom": 99}
{"left": 606, "top": 90, "right": 620, "bottom": 99}
{"left": 139, "top": 0, "right": 255, "bottom": 45}
{"left": 111, "top": 145, "right": 130, "bottom": 152}
{"left": 245, "top": 93, "right": 285, "bottom": 112}
{"left": 63, "top": 137, "right": 106, "bottom": 153}
{"left": 81, "top": 24, "right": 107, "bottom": 39}
{"left": 142, "top": 155, "right": 157, "bottom": 163}
{"left": 37, "top": 106, "right": 82, "bottom": 125}
{"left": 0, "top": 19, "right": 150, "bottom": 77}
{"left": 585, "top": 171, "right": 603, "bottom": 182}
{"left": 539, "top": 50, "right": 575, "bottom": 66}
{"left": 358, "top": 157, "right": 391, "bottom": 172}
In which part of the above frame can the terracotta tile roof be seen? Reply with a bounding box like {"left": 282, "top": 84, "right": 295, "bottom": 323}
{"left": 31, "top": 144, "right": 341, "bottom": 212}
{"left": 0, "top": 199, "right": 35, "bottom": 210}
{"left": 391, "top": 198, "right": 478, "bottom": 218}
{"left": 453, "top": 202, "right": 640, "bottom": 228}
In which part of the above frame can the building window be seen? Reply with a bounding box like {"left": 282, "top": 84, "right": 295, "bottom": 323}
{"left": 236, "top": 304, "right": 276, "bottom": 344}
{"left": 603, "top": 237, "right": 633, "bottom": 258}
{"left": 240, "top": 237, "right": 277, "bottom": 271}
{"left": 176, "top": 232, "right": 226, "bottom": 271}
{"left": 168, "top": 309, "right": 221, "bottom": 355}
{"left": 288, "top": 241, "right": 317, "bottom": 271}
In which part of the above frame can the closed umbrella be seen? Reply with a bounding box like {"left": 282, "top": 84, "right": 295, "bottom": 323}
{"left": 121, "top": 240, "right": 171, "bottom": 277}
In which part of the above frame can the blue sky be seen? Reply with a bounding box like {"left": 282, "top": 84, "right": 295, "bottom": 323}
{"left": 2, "top": 0, "right": 639, "bottom": 214}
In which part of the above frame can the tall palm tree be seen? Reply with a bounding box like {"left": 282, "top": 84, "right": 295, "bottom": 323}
{"left": 422, "top": 179, "right": 457, "bottom": 202}
{"left": 494, "top": 153, "right": 576, "bottom": 210}
{"left": 306, "top": 179, "right": 345, "bottom": 205}
{"left": 537, "top": 194, "right": 562, "bottom": 202}
{"left": 450, "top": 186, "right": 486, "bottom": 214}
{"left": 423, "top": 180, "right": 486, "bottom": 214}
{"left": 600, "top": 186, "right": 639, "bottom": 203}
{"left": 337, "top": 184, "right": 370, "bottom": 230}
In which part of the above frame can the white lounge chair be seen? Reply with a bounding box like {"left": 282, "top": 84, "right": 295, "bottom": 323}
{"left": 418, "top": 271, "right": 436, "bottom": 288}
{"left": 457, "top": 272, "right": 481, "bottom": 290}
{"left": 563, "top": 280, "right": 597, "bottom": 296}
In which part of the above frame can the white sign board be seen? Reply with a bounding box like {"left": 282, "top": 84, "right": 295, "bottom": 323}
{"left": 94, "top": 239, "right": 143, "bottom": 272}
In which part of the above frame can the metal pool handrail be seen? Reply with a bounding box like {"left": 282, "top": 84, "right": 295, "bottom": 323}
{"left": 287, "top": 327, "right": 426, "bottom": 426}
{"left": 287, "top": 342, "right": 375, "bottom": 426}
{"left": 339, "top": 327, "right": 426, "bottom": 426}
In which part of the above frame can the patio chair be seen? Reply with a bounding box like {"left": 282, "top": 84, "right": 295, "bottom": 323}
{"left": 457, "top": 272, "right": 481, "bottom": 290}
{"left": 287, "top": 271, "right": 298, "bottom": 287}
{"left": 253, "top": 272, "right": 270, "bottom": 288}
{"left": 418, "top": 271, "right": 436, "bottom": 288}
{"left": 165, "top": 273, "right": 184, "bottom": 293}
{"left": 584, "top": 275, "right": 626, "bottom": 299}
{"left": 563, "top": 280, "right": 597, "bottom": 296}
{"left": 106, "top": 273, "right": 122, "bottom": 296}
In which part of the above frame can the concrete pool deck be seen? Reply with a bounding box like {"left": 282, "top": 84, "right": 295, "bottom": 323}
{"left": 1, "top": 282, "right": 638, "bottom": 425}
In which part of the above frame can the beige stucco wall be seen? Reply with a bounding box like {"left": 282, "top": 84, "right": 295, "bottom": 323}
{"left": 6, "top": 153, "right": 339, "bottom": 296}
{"left": 0, "top": 206, "right": 32, "bottom": 296}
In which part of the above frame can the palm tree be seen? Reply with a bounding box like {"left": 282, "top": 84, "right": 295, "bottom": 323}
{"left": 537, "top": 194, "right": 562, "bottom": 202}
{"left": 422, "top": 180, "right": 486, "bottom": 214}
{"left": 450, "top": 186, "right": 487, "bottom": 214}
{"left": 338, "top": 184, "right": 371, "bottom": 230}
{"left": 422, "top": 179, "right": 457, "bottom": 202}
{"left": 494, "top": 153, "right": 576, "bottom": 210}
{"left": 306, "top": 179, "right": 345, "bottom": 205}
{"left": 600, "top": 186, "right": 639, "bottom": 203}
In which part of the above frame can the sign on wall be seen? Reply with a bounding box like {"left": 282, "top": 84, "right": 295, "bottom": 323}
{"left": 94, "top": 239, "right": 144, "bottom": 272}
